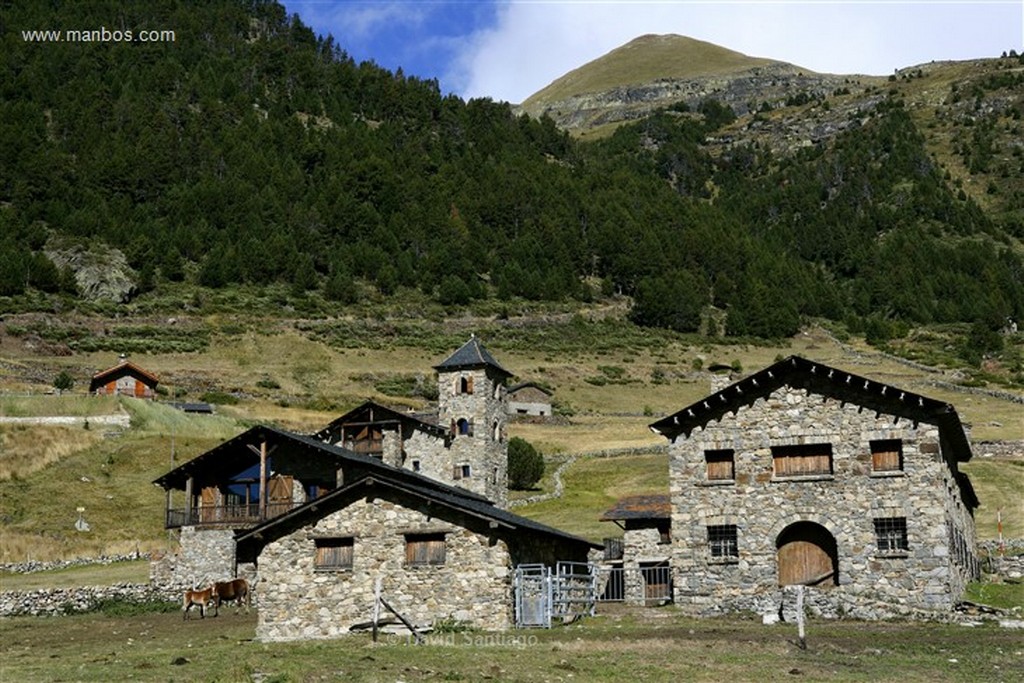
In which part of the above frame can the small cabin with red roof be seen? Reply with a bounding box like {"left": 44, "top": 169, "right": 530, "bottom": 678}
{"left": 88, "top": 355, "right": 159, "bottom": 399}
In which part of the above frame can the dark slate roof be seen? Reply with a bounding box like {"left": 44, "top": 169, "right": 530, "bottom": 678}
{"left": 508, "top": 382, "right": 553, "bottom": 397}
{"left": 649, "top": 355, "right": 973, "bottom": 464}
{"left": 236, "top": 472, "right": 601, "bottom": 552}
{"left": 313, "top": 400, "right": 447, "bottom": 441}
{"left": 168, "top": 402, "right": 214, "bottom": 414}
{"left": 88, "top": 360, "right": 159, "bottom": 391}
{"left": 151, "top": 424, "right": 488, "bottom": 504}
{"left": 600, "top": 494, "right": 671, "bottom": 521}
{"left": 433, "top": 336, "right": 512, "bottom": 377}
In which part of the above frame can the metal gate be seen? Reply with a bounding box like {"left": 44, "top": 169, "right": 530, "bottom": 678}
{"left": 514, "top": 564, "right": 552, "bottom": 628}
{"left": 514, "top": 562, "right": 599, "bottom": 628}
{"left": 595, "top": 564, "right": 673, "bottom": 603}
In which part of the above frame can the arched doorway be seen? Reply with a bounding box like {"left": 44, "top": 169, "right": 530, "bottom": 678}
{"left": 776, "top": 521, "right": 839, "bottom": 587}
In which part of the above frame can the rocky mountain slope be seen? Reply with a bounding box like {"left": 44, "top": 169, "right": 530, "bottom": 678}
{"left": 517, "top": 34, "right": 1023, "bottom": 228}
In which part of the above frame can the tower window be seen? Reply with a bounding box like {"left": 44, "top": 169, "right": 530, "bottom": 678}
{"left": 411, "top": 460, "right": 421, "bottom": 472}
{"left": 456, "top": 418, "right": 473, "bottom": 436}
{"left": 459, "top": 376, "right": 474, "bottom": 394}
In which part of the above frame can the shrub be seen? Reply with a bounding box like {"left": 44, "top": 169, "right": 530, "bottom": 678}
{"left": 508, "top": 437, "right": 544, "bottom": 490}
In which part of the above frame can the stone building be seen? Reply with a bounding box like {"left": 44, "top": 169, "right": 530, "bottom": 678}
{"left": 507, "top": 382, "right": 554, "bottom": 417}
{"left": 238, "top": 474, "right": 596, "bottom": 641}
{"left": 89, "top": 354, "right": 159, "bottom": 398}
{"left": 600, "top": 494, "right": 672, "bottom": 605}
{"left": 648, "top": 355, "right": 980, "bottom": 619}
{"left": 316, "top": 336, "right": 511, "bottom": 507}
{"left": 152, "top": 338, "right": 602, "bottom": 636}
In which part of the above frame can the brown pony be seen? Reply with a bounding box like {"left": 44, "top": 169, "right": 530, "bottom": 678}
{"left": 213, "top": 578, "right": 251, "bottom": 614}
{"left": 182, "top": 585, "right": 216, "bottom": 619}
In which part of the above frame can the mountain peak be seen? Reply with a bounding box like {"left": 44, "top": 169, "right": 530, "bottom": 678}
{"left": 521, "top": 34, "right": 789, "bottom": 109}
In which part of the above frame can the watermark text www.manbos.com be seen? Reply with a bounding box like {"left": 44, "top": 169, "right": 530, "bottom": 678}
{"left": 22, "top": 27, "right": 176, "bottom": 43}
{"left": 387, "top": 632, "right": 540, "bottom": 648}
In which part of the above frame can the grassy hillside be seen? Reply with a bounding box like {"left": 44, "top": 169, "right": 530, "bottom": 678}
{"left": 522, "top": 34, "right": 781, "bottom": 108}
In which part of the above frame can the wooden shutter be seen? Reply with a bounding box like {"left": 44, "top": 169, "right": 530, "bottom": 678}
{"left": 406, "top": 534, "right": 445, "bottom": 565}
{"left": 199, "top": 486, "right": 218, "bottom": 523}
{"left": 315, "top": 538, "right": 353, "bottom": 569}
{"left": 466, "top": 376, "right": 474, "bottom": 394}
{"left": 705, "top": 450, "right": 735, "bottom": 480}
{"left": 268, "top": 475, "right": 293, "bottom": 502}
{"left": 871, "top": 440, "right": 902, "bottom": 472}
{"left": 773, "top": 444, "right": 832, "bottom": 477}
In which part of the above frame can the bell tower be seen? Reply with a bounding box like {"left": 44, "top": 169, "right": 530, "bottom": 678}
{"left": 434, "top": 335, "right": 511, "bottom": 507}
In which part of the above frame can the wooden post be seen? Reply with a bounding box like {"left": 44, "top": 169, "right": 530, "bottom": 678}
{"left": 372, "top": 578, "right": 382, "bottom": 643}
{"left": 184, "top": 476, "right": 194, "bottom": 523}
{"left": 259, "top": 441, "right": 267, "bottom": 520}
{"left": 796, "top": 585, "right": 806, "bottom": 650}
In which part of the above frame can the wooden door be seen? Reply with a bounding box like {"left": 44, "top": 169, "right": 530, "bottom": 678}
{"left": 776, "top": 522, "right": 838, "bottom": 587}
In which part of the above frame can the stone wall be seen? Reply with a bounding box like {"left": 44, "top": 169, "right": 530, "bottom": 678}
{"left": 668, "top": 384, "right": 978, "bottom": 619}
{"left": 150, "top": 527, "right": 238, "bottom": 591}
{"left": 256, "top": 493, "right": 513, "bottom": 642}
{"left": 0, "top": 583, "right": 175, "bottom": 617}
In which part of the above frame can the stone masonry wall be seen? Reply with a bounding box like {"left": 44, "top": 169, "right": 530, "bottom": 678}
{"left": 150, "top": 527, "right": 237, "bottom": 592}
{"left": 669, "top": 384, "right": 978, "bottom": 620}
{"left": 623, "top": 525, "right": 671, "bottom": 605}
{"left": 436, "top": 367, "right": 508, "bottom": 507}
{"left": 256, "top": 494, "right": 512, "bottom": 642}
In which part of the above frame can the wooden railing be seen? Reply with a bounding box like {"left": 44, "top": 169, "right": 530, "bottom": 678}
{"left": 164, "top": 501, "right": 301, "bottom": 529}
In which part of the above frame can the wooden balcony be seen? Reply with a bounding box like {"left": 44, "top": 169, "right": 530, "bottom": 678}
{"left": 164, "top": 501, "right": 302, "bottom": 529}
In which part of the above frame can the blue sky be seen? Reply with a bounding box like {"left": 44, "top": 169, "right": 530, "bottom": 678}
{"left": 282, "top": 1, "right": 1024, "bottom": 104}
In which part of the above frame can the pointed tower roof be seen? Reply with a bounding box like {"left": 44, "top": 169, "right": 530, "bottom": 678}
{"left": 433, "top": 335, "right": 512, "bottom": 378}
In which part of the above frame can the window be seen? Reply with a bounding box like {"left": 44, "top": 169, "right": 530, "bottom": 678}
{"left": 456, "top": 418, "right": 473, "bottom": 436}
{"left": 453, "top": 464, "right": 471, "bottom": 479}
{"left": 314, "top": 537, "right": 353, "bottom": 570}
{"left": 874, "top": 517, "right": 908, "bottom": 553}
{"left": 657, "top": 520, "right": 671, "bottom": 545}
{"left": 411, "top": 460, "right": 421, "bottom": 473}
{"left": 871, "top": 439, "right": 903, "bottom": 472}
{"left": 705, "top": 449, "right": 735, "bottom": 481}
{"left": 772, "top": 444, "right": 833, "bottom": 477}
{"left": 405, "top": 533, "right": 446, "bottom": 566}
{"left": 708, "top": 524, "right": 738, "bottom": 560}
{"left": 459, "top": 376, "right": 474, "bottom": 394}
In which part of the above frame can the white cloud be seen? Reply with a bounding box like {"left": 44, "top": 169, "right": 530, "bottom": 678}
{"left": 455, "top": 1, "right": 1023, "bottom": 103}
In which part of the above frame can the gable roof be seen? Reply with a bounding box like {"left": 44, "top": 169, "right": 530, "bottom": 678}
{"left": 88, "top": 360, "right": 159, "bottom": 391}
{"left": 313, "top": 400, "right": 448, "bottom": 441}
{"left": 649, "top": 355, "right": 972, "bottom": 463}
{"left": 433, "top": 336, "right": 512, "bottom": 378}
{"left": 600, "top": 494, "right": 671, "bottom": 521}
{"left": 235, "top": 472, "right": 601, "bottom": 554}
{"left": 508, "top": 382, "right": 553, "bottom": 397}
{"left": 152, "top": 424, "right": 489, "bottom": 503}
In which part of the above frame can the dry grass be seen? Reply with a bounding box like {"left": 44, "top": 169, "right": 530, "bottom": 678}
{"left": 0, "top": 425, "right": 106, "bottom": 480}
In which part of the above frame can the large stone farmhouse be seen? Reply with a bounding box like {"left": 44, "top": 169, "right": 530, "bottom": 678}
{"left": 648, "top": 355, "right": 980, "bottom": 619}
{"left": 152, "top": 338, "right": 598, "bottom": 639}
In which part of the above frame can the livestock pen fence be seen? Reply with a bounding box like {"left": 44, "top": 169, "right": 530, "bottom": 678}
{"left": 513, "top": 561, "right": 673, "bottom": 628}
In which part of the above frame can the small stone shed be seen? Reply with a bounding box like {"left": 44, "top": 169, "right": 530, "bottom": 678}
{"left": 648, "top": 355, "right": 980, "bottom": 619}
{"left": 600, "top": 494, "right": 672, "bottom": 604}
{"left": 237, "top": 473, "right": 598, "bottom": 641}
{"left": 507, "top": 382, "right": 553, "bottom": 417}
{"left": 88, "top": 356, "right": 158, "bottom": 398}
